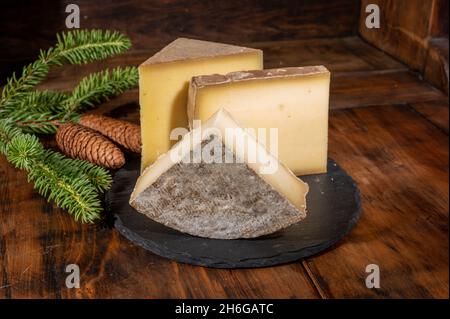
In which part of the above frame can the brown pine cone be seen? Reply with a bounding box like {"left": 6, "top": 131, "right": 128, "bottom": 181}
{"left": 56, "top": 123, "right": 126, "bottom": 169}
{"left": 79, "top": 114, "right": 141, "bottom": 153}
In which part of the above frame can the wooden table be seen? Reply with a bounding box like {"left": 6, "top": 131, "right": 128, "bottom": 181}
{"left": 0, "top": 36, "right": 448, "bottom": 298}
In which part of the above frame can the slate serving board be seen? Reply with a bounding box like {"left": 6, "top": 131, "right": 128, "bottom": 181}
{"left": 105, "top": 158, "right": 361, "bottom": 268}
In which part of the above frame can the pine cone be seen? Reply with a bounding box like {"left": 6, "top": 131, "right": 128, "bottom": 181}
{"left": 79, "top": 114, "right": 141, "bottom": 153}
{"left": 56, "top": 123, "right": 125, "bottom": 169}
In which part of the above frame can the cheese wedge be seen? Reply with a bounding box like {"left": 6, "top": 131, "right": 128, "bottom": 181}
{"left": 130, "top": 109, "right": 308, "bottom": 239}
{"left": 139, "top": 38, "right": 263, "bottom": 171}
{"left": 188, "top": 66, "right": 331, "bottom": 175}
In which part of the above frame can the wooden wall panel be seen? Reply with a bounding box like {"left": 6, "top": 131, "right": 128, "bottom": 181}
{"left": 0, "top": 0, "right": 360, "bottom": 82}
{"left": 359, "top": 0, "right": 449, "bottom": 93}
{"left": 430, "top": 0, "right": 449, "bottom": 37}
{"left": 359, "top": 0, "right": 433, "bottom": 71}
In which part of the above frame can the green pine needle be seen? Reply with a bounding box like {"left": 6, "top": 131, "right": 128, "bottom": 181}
{"left": 0, "top": 29, "right": 133, "bottom": 223}
{"left": 6, "top": 134, "right": 44, "bottom": 170}
{"left": 0, "top": 60, "right": 49, "bottom": 104}
{"left": 28, "top": 163, "right": 102, "bottom": 223}
{"left": 0, "top": 119, "right": 22, "bottom": 154}
{"left": 44, "top": 29, "right": 132, "bottom": 65}
{"left": 1, "top": 29, "right": 132, "bottom": 107}
{"left": 63, "top": 66, "right": 138, "bottom": 116}
{"left": 0, "top": 119, "right": 109, "bottom": 223}
{"left": 43, "top": 150, "right": 112, "bottom": 192}
{"left": 1, "top": 90, "right": 67, "bottom": 114}
{"left": 0, "top": 91, "right": 68, "bottom": 134}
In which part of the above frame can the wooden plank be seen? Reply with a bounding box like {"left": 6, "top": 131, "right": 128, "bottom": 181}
{"left": 359, "top": 0, "right": 434, "bottom": 71}
{"left": 36, "top": 36, "right": 407, "bottom": 92}
{"left": 331, "top": 70, "right": 446, "bottom": 109}
{"left": 424, "top": 38, "right": 449, "bottom": 94}
{"left": 255, "top": 37, "right": 406, "bottom": 71}
{"left": 0, "top": 0, "right": 360, "bottom": 80}
{"left": 32, "top": 37, "right": 444, "bottom": 113}
{"left": 41, "top": 69, "right": 446, "bottom": 114}
{"left": 304, "top": 104, "right": 449, "bottom": 298}
{"left": 0, "top": 159, "right": 319, "bottom": 298}
{"left": 429, "top": 0, "right": 449, "bottom": 38}
{"left": 411, "top": 99, "right": 449, "bottom": 134}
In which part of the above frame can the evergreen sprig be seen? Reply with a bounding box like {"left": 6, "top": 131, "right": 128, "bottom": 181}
{"left": 0, "top": 119, "right": 110, "bottom": 223}
{"left": 45, "top": 30, "right": 132, "bottom": 65}
{"left": 63, "top": 66, "right": 138, "bottom": 117}
{"left": 0, "top": 119, "right": 22, "bottom": 154}
{"left": 0, "top": 29, "right": 132, "bottom": 107}
{"left": 43, "top": 150, "right": 112, "bottom": 192}
{"left": 0, "top": 91, "right": 68, "bottom": 134}
{"left": 0, "top": 29, "right": 136, "bottom": 223}
{"left": 0, "top": 60, "right": 49, "bottom": 104}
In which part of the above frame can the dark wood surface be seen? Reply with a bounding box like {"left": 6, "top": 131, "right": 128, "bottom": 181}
{"left": 0, "top": 34, "right": 448, "bottom": 298}
{"left": 110, "top": 158, "right": 361, "bottom": 268}
{"left": 359, "top": 0, "right": 449, "bottom": 93}
{"left": 0, "top": 0, "right": 360, "bottom": 82}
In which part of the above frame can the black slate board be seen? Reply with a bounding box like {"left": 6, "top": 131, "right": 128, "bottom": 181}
{"left": 105, "top": 158, "right": 361, "bottom": 268}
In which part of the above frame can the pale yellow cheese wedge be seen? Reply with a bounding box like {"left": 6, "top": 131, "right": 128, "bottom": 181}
{"left": 188, "top": 66, "right": 331, "bottom": 175}
{"left": 139, "top": 38, "right": 263, "bottom": 171}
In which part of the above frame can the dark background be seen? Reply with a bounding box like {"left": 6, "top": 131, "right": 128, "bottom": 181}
{"left": 0, "top": 0, "right": 448, "bottom": 92}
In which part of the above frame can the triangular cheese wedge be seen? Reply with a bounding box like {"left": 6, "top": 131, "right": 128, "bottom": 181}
{"left": 139, "top": 38, "right": 263, "bottom": 171}
{"left": 141, "top": 38, "right": 261, "bottom": 65}
{"left": 130, "top": 109, "right": 308, "bottom": 239}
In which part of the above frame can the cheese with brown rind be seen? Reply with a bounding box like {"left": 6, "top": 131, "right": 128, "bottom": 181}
{"left": 187, "top": 66, "right": 330, "bottom": 175}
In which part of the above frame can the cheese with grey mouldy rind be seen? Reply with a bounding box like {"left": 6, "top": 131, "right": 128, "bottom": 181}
{"left": 188, "top": 66, "right": 330, "bottom": 176}
{"left": 130, "top": 109, "right": 309, "bottom": 239}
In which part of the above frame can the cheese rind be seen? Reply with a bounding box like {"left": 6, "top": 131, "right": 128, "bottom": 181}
{"left": 188, "top": 66, "right": 330, "bottom": 176}
{"left": 139, "top": 38, "right": 263, "bottom": 171}
{"left": 130, "top": 109, "right": 309, "bottom": 239}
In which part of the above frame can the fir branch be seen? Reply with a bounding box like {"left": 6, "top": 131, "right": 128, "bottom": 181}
{"left": 63, "top": 66, "right": 138, "bottom": 116}
{"left": 1, "top": 90, "right": 68, "bottom": 115}
{"left": 9, "top": 111, "right": 63, "bottom": 134}
{"left": 0, "top": 120, "right": 109, "bottom": 223}
{"left": 1, "top": 29, "right": 132, "bottom": 108}
{"left": 27, "top": 163, "right": 102, "bottom": 223}
{"left": 43, "top": 150, "right": 112, "bottom": 192}
{"left": 0, "top": 29, "right": 133, "bottom": 223}
{"left": 5, "top": 134, "right": 44, "bottom": 170}
{"left": 0, "top": 91, "right": 69, "bottom": 134}
{"left": 0, "top": 60, "right": 49, "bottom": 105}
{"left": 45, "top": 29, "right": 132, "bottom": 66}
{"left": 0, "top": 119, "right": 22, "bottom": 154}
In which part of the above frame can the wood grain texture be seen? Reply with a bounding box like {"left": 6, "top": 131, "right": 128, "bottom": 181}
{"left": 330, "top": 70, "right": 446, "bottom": 109}
{"left": 1, "top": 103, "right": 448, "bottom": 298}
{"left": 0, "top": 175, "right": 320, "bottom": 298}
{"left": 430, "top": 0, "right": 449, "bottom": 37}
{"left": 34, "top": 37, "right": 446, "bottom": 112}
{"left": 34, "top": 37, "right": 407, "bottom": 92}
{"left": 411, "top": 99, "right": 449, "bottom": 134}
{"left": 0, "top": 32, "right": 449, "bottom": 298}
{"left": 359, "top": 0, "right": 434, "bottom": 71}
{"left": 424, "top": 38, "right": 449, "bottom": 94}
{"left": 256, "top": 37, "right": 406, "bottom": 71}
{"left": 304, "top": 104, "right": 449, "bottom": 298}
{"left": 0, "top": 0, "right": 360, "bottom": 81}
{"left": 359, "top": 0, "right": 449, "bottom": 94}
